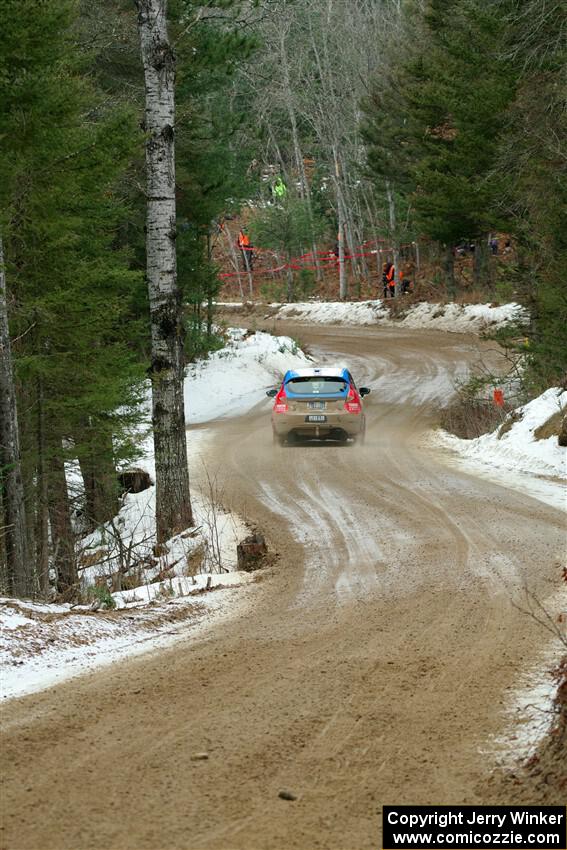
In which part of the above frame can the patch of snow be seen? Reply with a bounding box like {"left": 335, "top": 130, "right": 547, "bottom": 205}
{"left": 184, "top": 330, "right": 311, "bottom": 423}
{"left": 275, "top": 300, "right": 389, "bottom": 326}
{"left": 78, "top": 468, "right": 248, "bottom": 592}
{"left": 431, "top": 388, "right": 566, "bottom": 510}
{"left": 482, "top": 632, "right": 565, "bottom": 767}
{"left": 0, "top": 579, "right": 256, "bottom": 701}
{"left": 257, "top": 300, "right": 528, "bottom": 334}
{"left": 112, "top": 570, "right": 248, "bottom": 608}
{"left": 0, "top": 605, "right": 33, "bottom": 631}
{"left": 397, "top": 301, "right": 528, "bottom": 333}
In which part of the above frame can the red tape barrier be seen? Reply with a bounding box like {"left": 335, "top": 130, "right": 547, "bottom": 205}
{"left": 223, "top": 239, "right": 417, "bottom": 280}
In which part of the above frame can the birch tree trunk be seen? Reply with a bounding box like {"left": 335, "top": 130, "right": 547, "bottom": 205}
{"left": 0, "top": 232, "right": 31, "bottom": 597}
{"left": 386, "top": 180, "right": 401, "bottom": 297}
{"left": 334, "top": 150, "right": 347, "bottom": 300}
{"left": 136, "top": 0, "right": 193, "bottom": 542}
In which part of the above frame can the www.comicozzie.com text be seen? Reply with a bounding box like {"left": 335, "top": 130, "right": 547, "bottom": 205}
{"left": 386, "top": 811, "right": 565, "bottom": 830}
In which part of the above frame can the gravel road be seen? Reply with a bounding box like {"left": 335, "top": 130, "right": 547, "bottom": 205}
{"left": 1, "top": 323, "right": 565, "bottom": 850}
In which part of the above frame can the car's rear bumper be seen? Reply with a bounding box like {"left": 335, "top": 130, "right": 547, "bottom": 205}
{"left": 272, "top": 412, "right": 364, "bottom": 438}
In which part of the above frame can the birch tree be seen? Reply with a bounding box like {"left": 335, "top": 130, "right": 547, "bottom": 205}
{"left": 0, "top": 233, "right": 31, "bottom": 596}
{"left": 135, "top": 0, "right": 193, "bottom": 541}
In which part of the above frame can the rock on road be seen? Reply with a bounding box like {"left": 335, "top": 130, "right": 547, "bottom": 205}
{"left": 1, "top": 323, "right": 565, "bottom": 850}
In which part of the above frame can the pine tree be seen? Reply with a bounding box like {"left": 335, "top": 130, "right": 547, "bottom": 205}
{"left": 495, "top": 0, "right": 567, "bottom": 390}
{"left": 0, "top": 232, "right": 30, "bottom": 595}
{"left": 363, "top": 0, "right": 517, "bottom": 294}
{"left": 250, "top": 196, "right": 329, "bottom": 301}
{"left": 0, "top": 0, "right": 145, "bottom": 595}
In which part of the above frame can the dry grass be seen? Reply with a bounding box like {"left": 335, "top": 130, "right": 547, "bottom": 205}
{"left": 440, "top": 397, "right": 508, "bottom": 439}
{"left": 183, "top": 543, "right": 206, "bottom": 578}
{"left": 382, "top": 291, "right": 422, "bottom": 319}
{"left": 534, "top": 410, "right": 564, "bottom": 442}
{"left": 455, "top": 289, "right": 495, "bottom": 305}
{"left": 497, "top": 409, "right": 523, "bottom": 439}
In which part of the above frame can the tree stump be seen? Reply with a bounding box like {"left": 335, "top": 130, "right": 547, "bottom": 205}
{"left": 237, "top": 533, "right": 267, "bottom": 572}
{"left": 118, "top": 468, "right": 153, "bottom": 495}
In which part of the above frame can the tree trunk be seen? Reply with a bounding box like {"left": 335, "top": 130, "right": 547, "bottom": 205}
{"left": 0, "top": 231, "right": 31, "bottom": 597}
{"left": 47, "top": 433, "right": 77, "bottom": 597}
{"left": 286, "top": 252, "right": 294, "bottom": 302}
{"left": 279, "top": 31, "right": 309, "bottom": 202}
{"left": 386, "top": 180, "right": 401, "bottom": 297}
{"left": 36, "top": 375, "right": 50, "bottom": 597}
{"left": 76, "top": 425, "right": 119, "bottom": 529}
{"left": 443, "top": 245, "right": 456, "bottom": 299}
{"left": 414, "top": 241, "right": 421, "bottom": 275}
{"left": 136, "top": 0, "right": 193, "bottom": 542}
{"left": 206, "top": 233, "right": 214, "bottom": 341}
{"left": 0, "top": 484, "right": 7, "bottom": 594}
{"left": 244, "top": 251, "right": 254, "bottom": 297}
{"left": 473, "top": 236, "right": 490, "bottom": 289}
{"left": 337, "top": 202, "right": 347, "bottom": 300}
{"left": 222, "top": 222, "right": 244, "bottom": 300}
{"left": 334, "top": 151, "right": 347, "bottom": 300}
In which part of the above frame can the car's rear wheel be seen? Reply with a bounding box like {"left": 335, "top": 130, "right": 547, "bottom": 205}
{"left": 273, "top": 431, "right": 285, "bottom": 447}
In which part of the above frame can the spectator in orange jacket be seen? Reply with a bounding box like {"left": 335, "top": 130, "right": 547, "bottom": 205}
{"left": 237, "top": 230, "right": 253, "bottom": 272}
{"left": 383, "top": 261, "right": 396, "bottom": 298}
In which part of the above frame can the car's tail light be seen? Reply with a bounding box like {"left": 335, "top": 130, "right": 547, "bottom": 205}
{"left": 344, "top": 385, "right": 362, "bottom": 414}
{"left": 273, "top": 385, "right": 288, "bottom": 414}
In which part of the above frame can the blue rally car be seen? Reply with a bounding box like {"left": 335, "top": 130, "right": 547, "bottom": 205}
{"left": 266, "top": 366, "right": 371, "bottom": 446}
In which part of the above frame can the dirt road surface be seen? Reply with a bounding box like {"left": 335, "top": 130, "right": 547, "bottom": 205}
{"left": 1, "top": 324, "right": 565, "bottom": 850}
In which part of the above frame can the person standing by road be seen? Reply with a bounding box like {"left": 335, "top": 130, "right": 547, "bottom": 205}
{"left": 237, "top": 229, "right": 253, "bottom": 272}
{"left": 382, "top": 261, "right": 396, "bottom": 298}
{"left": 273, "top": 176, "right": 287, "bottom": 203}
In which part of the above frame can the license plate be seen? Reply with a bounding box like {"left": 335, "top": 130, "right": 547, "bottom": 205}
{"left": 306, "top": 415, "right": 327, "bottom": 423}
{"left": 308, "top": 401, "right": 326, "bottom": 410}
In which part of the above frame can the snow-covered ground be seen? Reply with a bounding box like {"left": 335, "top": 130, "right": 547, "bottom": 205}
{"left": 185, "top": 328, "right": 311, "bottom": 423}
{"left": 1, "top": 329, "right": 309, "bottom": 701}
{"left": 394, "top": 300, "right": 529, "bottom": 333}
{"left": 274, "top": 300, "right": 389, "bottom": 326}
{"left": 251, "top": 299, "right": 529, "bottom": 334}
{"left": 0, "top": 580, "right": 256, "bottom": 701}
{"left": 485, "top": 634, "right": 565, "bottom": 767}
{"left": 432, "top": 388, "right": 566, "bottom": 510}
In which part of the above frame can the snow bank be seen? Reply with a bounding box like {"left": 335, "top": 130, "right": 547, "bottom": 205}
{"left": 274, "top": 300, "right": 389, "bottom": 326}
{"left": 397, "top": 301, "right": 528, "bottom": 333}
{"left": 78, "top": 482, "right": 249, "bottom": 597}
{"left": 259, "top": 299, "right": 528, "bottom": 333}
{"left": 441, "top": 388, "right": 566, "bottom": 478}
{"left": 0, "top": 580, "right": 255, "bottom": 701}
{"left": 79, "top": 328, "right": 309, "bottom": 590}
{"left": 184, "top": 328, "right": 311, "bottom": 423}
{"left": 434, "top": 388, "right": 566, "bottom": 509}
{"left": 485, "top": 636, "right": 565, "bottom": 767}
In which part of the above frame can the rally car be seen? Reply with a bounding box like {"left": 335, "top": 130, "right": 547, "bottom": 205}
{"left": 266, "top": 366, "right": 371, "bottom": 446}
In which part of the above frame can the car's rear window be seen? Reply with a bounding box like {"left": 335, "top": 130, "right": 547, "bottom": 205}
{"left": 285, "top": 377, "right": 347, "bottom": 396}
